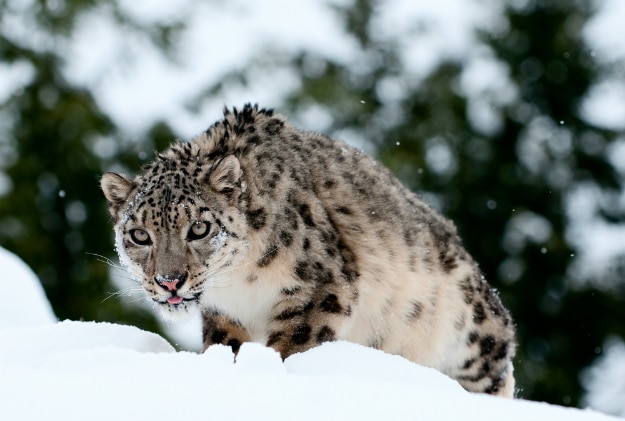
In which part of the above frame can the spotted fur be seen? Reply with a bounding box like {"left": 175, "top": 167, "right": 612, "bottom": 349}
{"left": 101, "top": 104, "right": 516, "bottom": 397}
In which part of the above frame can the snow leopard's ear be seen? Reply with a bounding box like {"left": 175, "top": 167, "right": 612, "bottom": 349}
{"left": 100, "top": 172, "right": 135, "bottom": 221}
{"left": 208, "top": 155, "right": 241, "bottom": 193}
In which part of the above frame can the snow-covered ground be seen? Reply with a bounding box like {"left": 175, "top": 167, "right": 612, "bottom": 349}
{"left": 1, "top": 246, "right": 621, "bottom": 421}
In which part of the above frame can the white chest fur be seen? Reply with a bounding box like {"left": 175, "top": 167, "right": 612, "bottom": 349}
{"left": 199, "top": 271, "right": 282, "bottom": 344}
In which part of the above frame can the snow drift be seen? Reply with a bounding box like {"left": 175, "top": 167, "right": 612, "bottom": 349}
{"left": 0, "top": 246, "right": 619, "bottom": 420}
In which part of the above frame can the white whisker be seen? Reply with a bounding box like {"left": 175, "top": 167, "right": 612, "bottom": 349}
{"left": 101, "top": 286, "right": 145, "bottom": 303}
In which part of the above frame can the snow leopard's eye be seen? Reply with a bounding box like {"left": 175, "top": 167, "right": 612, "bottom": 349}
{"left": 188, "top": 221, "right": 210, "bottom": 241}
{"left": 130, "top": 229, "right": 151, "bottom": 246}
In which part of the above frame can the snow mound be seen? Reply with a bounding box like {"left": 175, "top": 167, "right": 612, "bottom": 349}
{"left": 0, "top": 320, "right": 175, "bottom": 365}
{"left": 1, "top": 321, "right": 620, "bottom": 421}
{"left": 0, "top": 246, "right": 56, "bottom": 329}
{"left": 0, "top": 246, "right": 620, "bottom": 420}
{"left": 285, "top": 339, "right": 464, "bottom": 392}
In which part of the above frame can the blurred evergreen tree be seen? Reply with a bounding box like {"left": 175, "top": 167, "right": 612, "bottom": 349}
{"left": 0, "top": 0, "right": 178, "bottom": 333}
{"left": 196, "top": 0, "right": 625, "bottom": 407}
{"left": 467, "top": 0, "right": 625, "bottom": 405}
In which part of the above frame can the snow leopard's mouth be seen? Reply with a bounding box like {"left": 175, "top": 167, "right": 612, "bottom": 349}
{"left": 153, "top": 293, "right": 201, "bottom": 307}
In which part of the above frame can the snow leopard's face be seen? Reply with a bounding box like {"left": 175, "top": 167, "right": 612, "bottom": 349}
{"left": 101, "top": 153, "right": 250, "bottom": 318}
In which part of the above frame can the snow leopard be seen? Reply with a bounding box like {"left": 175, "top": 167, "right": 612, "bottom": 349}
{"left": 101, "top": 104, "right": 516, "bottom": 397}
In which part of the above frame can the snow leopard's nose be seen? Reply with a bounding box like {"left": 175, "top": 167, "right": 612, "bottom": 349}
{"left": 155, "top": 272, "right": 187, "bottom": 292}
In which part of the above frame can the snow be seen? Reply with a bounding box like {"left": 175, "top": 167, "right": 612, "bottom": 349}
{"left": 0, "top": 246, "right": 56, "bottom": 329}
{"left": 579, "top": 79, "right": 625, "bottom": 132}
{"left": 1, "top": 246, "right": 621, "bottom": 421}
{"left": 581, "top": 0, "right": 625, "bottom": 131}
{"left": 56, "top": 0, "right": 509, "bottom": 138}
{"left": 64, "top": 0, "right": 355, "bottom": 137}
{"left": 565, "top": 182, "right": 625, "bottom": 292}
{"left": 582, "top": 336, "right": 625, "bottom": 417}
{"left": 209, "top": 226, "right": 228, "bottom": 252}
{"left": 583, "top": 0, "right": 625, "bottom": 65}
{"left": 54, "top": 0, "right": 625, "bottom": 138}
{"left": 371, "top": 0, "right": 498, "bottom": 85}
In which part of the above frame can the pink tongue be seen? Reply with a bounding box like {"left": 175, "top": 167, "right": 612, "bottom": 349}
{"left": 167, "top": 296, "right": 184, "bottom": 305}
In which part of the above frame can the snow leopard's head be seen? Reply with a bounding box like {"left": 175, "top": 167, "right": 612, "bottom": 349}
{"left": 101, "top": 148, "right": 250, "bottom": 318}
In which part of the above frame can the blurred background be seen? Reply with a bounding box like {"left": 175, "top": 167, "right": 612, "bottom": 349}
{"left": 1, "top": 0, "right": 624, "bottom": 415}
